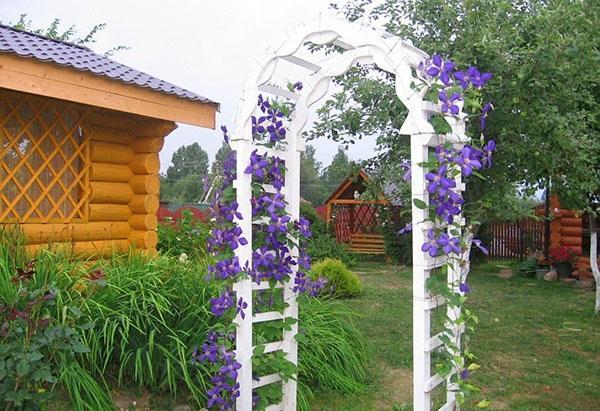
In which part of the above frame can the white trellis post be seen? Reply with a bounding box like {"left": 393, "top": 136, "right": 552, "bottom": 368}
{"left": 230, "top": 12, "right": 470, "bottom": 411}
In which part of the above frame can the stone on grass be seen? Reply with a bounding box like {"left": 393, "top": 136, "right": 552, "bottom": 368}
{"left": 544, "top": 270, "right": 558, "bottom": 282}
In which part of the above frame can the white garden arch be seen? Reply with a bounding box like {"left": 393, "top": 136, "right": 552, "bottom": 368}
{"left": 230, "top": 13, "right": 470, "bottom": 411}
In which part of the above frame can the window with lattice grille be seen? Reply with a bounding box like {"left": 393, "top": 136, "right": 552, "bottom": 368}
{"left": 0, "top": 90, "right": 90, "bottom": 223}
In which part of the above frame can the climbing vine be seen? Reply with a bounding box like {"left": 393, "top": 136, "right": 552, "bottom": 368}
{"left": 401, "top": 54, "right": 496, "bottom": 407}
{"left": 193, "top": 83, "right": 325, "bottom": 410}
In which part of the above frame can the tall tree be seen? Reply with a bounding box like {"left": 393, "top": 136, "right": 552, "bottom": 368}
{"left": 318, "top": 0, "right": 599, "bottom": 217}
{"left": 325, "top": 0, "right": 600, "bottom": 310}
{"left": 166, "top": 143, "right": 209, "bottom": 181}
{"left": 162, "top": 143, "right": 209, "bottom": 203}
{"left": 203, "top": 141, "right": 234, "bottom": 202}
{"left": 322, "top": 147, "right": 360, "bottom": 194}
{"left": 300, "top": 145, "right": 327, "bottom": 205}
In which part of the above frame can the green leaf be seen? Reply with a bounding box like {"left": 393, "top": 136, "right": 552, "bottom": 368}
{"left": 253, "top": 344, "right": 265, "bottom": 356}
{"left": 477, "top": 399, "right": 492, "bottom": 408}
{"left": 413, "top": 198, "right": 428, "bottom": 209}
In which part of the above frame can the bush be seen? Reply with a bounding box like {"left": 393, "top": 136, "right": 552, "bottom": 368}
{"left": 518, "top": 258, "right": 538, "bottom": 277}
{"left": 157, "top": 209, "right": 211, "bottom": 260}
{"left": 300, "top": 202, "right": 327, "bottom": 237}
{"left": 0, "top": 231, "right": 112, "bottom": 410}
{"left": 382, "top": 218, "right": 412, "bottom": 265}
{"left": 310, "top": 258, "right": 363, "bottom": 297}
{"left": 300, "top": 203, "right": 357, "bottom": 267}
{"left": 0, "top": 234, "right": 369, "bottom": 409}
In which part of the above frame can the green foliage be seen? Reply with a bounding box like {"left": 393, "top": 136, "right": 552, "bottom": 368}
{"left": 300, "top": 145, "right": 328, "bottom": 205}
{"left": 298, "top": 296, "right": 369, "bottom": 394}
{"left": 306, "top": 235, "right": 357, "bottom": 268}
{"left": 299, "top": 202, "right": 327, "bottom": 236}
{"left": 161, "top": 143, "right": 209, "bottom": 203}
{"left": 300, "top": 203, "right": 357, "bottom": 267}
{"left": 0, "top": 233, "right": 369, "bottom": 408}
{"left": 326, "top": 0, "right": 600, "bottom": 219}
{"left": 78, "top": 254, "right": 217, "bottom": 404}
{"left": 310, "top": 258, "right": 363, "bottom": 298}
{"left": 517, "top": 258, "right": 538, "bottom": 278}
{"left": 382, "top": 221, "right": 412, "bottom": 265}
{"left": 0, "top": 258, "right": 107, "bottom": 410}
{"left": 321, "top": 147, "right": 361, "bottom": 195}
{"left": 157, "top": 210, "right": 210, "bottom": 259}
{"left": 3, "top": 13, "right": 128, "bottom": 56}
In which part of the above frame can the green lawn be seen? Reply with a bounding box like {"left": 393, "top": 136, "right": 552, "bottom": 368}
{"left": 311, "top": 261, "right": 600, "bottom": 411}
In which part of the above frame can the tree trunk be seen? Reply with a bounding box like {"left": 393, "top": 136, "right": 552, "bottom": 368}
{"left": 590, "top": 215, "right": 600, "bottom": 314}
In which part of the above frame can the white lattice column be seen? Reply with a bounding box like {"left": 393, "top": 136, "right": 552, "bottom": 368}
{"left": 411, "top": 132, "right": 433, "bottom": 411}
{"left": 445, "top": 167, "right": 464, "bottom": 407}
{"left": 232, "top": 135, "right": 254, "bottom": 411}
{"left": 282, "top": 126, "right": 303, "bottom": 410}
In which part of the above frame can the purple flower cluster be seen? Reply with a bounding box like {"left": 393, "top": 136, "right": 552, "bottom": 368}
{"left": 192, "top": 331, "right": 241, "bottom": 410}
{"left": 421, "top": 229, "right": 461, "bottom": 257}
{"left": 426, "top": 142, "right": 496, "bottom": 226}
{"left": 245, "top": 150, "right": 285, "bottom": 191}
{"left": 253, "top": 94, "right": 287, "bottom": 144}
{"left": 197, "top": 91, "right": 324, "bottom": 409}
{"left": 420, "top": 54, "right": 493, "bottom": 91}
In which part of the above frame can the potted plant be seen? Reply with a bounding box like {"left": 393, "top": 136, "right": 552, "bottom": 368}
{"left": 549, "top": 246, "right": 577, "bottom": 278}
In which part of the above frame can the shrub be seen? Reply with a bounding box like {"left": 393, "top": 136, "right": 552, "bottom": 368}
{"left": 310, "top": 258, "right": 363, "bottom": 297}
{"left": 157, "top": 209, "right": 211, "bottom": 260}
{"left": 518, "top": 258, "right": 538, "bottom": 277}
{"left": 382, "top": 220, "right": 412, "bottom": 265}
{"left": 300, "top": 202, "right": 327, "bottom": 237}
{"left": 0, "top": 241, "right": 111, "bottom": 411}
{"left": 300, "top": 203, "right": 357, "bottom": 267}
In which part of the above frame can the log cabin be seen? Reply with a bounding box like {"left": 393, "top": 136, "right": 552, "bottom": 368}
{"left": 0, "top": 25, "right": 219, "bottom": 257}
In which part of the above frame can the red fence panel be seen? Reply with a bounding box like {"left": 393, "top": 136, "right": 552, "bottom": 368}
{"left": 487, "top": 218, "right": 545, "bottom": 261}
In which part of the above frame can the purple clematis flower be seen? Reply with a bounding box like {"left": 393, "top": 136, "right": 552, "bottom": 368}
{"left": 209, "top": 290, "right": 234, "bottom": 317}
{"left": 480, "top": 101, "right": 494, "bottom": 130}
{"left": 482, "top": 140, "right": 496, "bottom": 168}
{"left": 439, "top": 90, "right": 462, "bottom": 115}
{"left": 398, "top": 222, "right": 413, "bottom": 235}
{"left": 236, "top": 297, "right": 248, "bottom": 319}
{"left": 472, "top": 239, "right": 489, "bottom": 255}
{"left": 437, "top": 233, "right": 461, "bottom": 254}
{"left": 421, "top": 229, "right": 439, "bottom": 257}
{"left": 297, "top": 216, "right": 312, "bottom": 238}
{"left": 454, "top": 145, "right": 483, "bottom": 176}
{"left": 459, "top": 282, "right": 470, "bottom": 293}
{"left": 245, "top": 150, "right": 269, "bottom": 179}
{"left": 426, "top": 165, "right": 456, "bottom": 195}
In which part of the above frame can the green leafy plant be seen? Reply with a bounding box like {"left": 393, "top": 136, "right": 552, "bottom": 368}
{"left": 310, "top": 258, "right": 363, "bottom": 298}
{"left": 0, "top": 260, "right": 93, "bottom": 410}
{"left": 517, "top": 258, "right": 538, "bottom": 278}
{"left": 298, "top": 296, "right": 369, "bottom": 394}
{"left": 157, "top": 209, "right": 211, "bottom": 260}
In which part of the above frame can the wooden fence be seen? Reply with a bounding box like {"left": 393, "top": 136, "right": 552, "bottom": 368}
{"left": 487, "top": 219, "right": 545, "bottom": 260}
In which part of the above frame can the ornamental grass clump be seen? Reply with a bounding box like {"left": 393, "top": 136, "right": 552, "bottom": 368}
{"left": 310, "top": 258, "right": 363, "bottom": 298}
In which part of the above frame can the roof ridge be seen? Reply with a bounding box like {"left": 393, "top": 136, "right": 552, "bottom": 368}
{"left": 0, "top": 23, "right": 91, "bottom": 51}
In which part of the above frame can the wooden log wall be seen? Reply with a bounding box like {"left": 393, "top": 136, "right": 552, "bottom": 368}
{"left": 11, "top": 105, "right": 174, "bottom": 258}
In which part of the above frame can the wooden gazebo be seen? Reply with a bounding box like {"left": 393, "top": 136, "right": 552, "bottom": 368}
{"left": 324, "top": 169, "right": 391, "bottom": 254}
{"left": 0, "top": 25, "right": 218, "bottom": 257}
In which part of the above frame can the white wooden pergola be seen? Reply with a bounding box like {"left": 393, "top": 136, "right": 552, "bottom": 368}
{"left": 230, "top": 13, "right": 470, "bottom": 411}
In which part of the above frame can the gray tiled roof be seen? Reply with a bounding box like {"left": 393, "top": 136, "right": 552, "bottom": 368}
{"left": 0, "top": 24, "right": 217, "bottom": 106}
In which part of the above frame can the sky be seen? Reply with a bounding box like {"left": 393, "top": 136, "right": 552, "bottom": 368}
{"left": 0, "top": 0, "right": 380, "bottom": 173}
